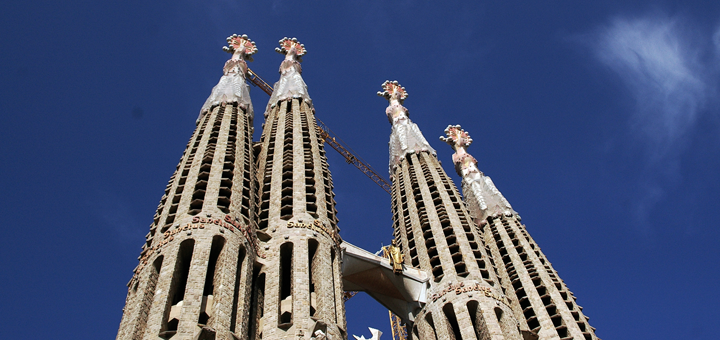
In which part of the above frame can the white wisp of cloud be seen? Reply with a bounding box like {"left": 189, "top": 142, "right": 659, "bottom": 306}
{"left": 714, "top": 25, "right": 720, "bottom": 57}
{"left": 593, "top": 15, "right": 707, "bottom": 159}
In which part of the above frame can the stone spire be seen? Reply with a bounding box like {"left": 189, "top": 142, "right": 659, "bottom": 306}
{"left": 441, "top": 125, "right": 514, "bottom": 224}
{"left": 381, "top": 82, "right": 523, "bottom": 340}
{"left": 251, "top": 37, "right": 345, "bottom": 340}
{"left": 198, "top": 34, "right": 257, "bottom": 122}
{"left": 442, "top": 125, "right": 600, "bottom": 340}
{"left": 377, "top": 80, "right": 436, "bottom": 176}
{"left": 117, "top": 34, "right": 258, "bottom": 340}
{"left": 266, "top": 37, "right": 312, "bottom": 113}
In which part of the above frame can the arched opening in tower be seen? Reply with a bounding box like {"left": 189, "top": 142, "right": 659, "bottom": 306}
{"left": 308, "top": 239, "right": 319, "bottom": 317}
{"left": 279, "top": 242, "right": 294, "bottom": 327}
{"left": 198, "top": 236, "right": 226, "bottom": 325}
{"left": 230, "top": 246, "right": 246, "bottom": 333}
{"left": 160, "top": 239, "right": 195, "bottom": 338}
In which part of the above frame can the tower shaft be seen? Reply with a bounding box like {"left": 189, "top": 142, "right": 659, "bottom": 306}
{"left": 393, "top": 151, "right": 522, "bottom": 340}
{"left": 480, "top": 215, "right": 598, "bottom": 340}
{"left": 253, "top": 98, "right": 345, "bottom": 339}
{"left": 117, "top": 102, "right": 257, "bottom": 340}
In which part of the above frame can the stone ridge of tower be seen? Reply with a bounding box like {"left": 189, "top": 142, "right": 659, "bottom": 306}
{"left": 116, "top": 34, "right": 259, "bottom": 340}
{"left": 381, "top": 81, "right": 524, "bottom": 340}
{"left": 443, "top": 125, "right": 600, "bottom": 340}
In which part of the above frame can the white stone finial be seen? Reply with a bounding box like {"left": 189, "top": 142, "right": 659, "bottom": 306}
{"left": 440, "top": 124, "right": 473, "bottom": 150}
{"left": 275, "top": 37, "right": 307, "bottom": 63}
{"left": 353, "top": 327, "right": 382, "bottom": 340}
{"left": 377, "top": 80, "right": 408, "bottom": 104}
{"left": 265, "top": 37, "right": 313, "bottom": 113}
{"left": 440, "top": 124, "right": 478, "bottom": 177}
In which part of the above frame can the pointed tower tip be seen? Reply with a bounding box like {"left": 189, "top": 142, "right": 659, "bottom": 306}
{"left": 441, "top": 124, "right": 478, "bottom": 178}
{"left": 198, "top": 34, "right": 256, "bottom": 120}
{"left": 440, "top": 124, "right": 473, "bottom": 150}
{"left": 377, "top": 80, "right": 408, "bottom": 103}
{"left": 441, "top": 124, "right": 516, "bottom": 217}
{"left": 266, "top": 37, "right": 312, "bottom": 110}
{"left": 222, "top": 34, "right": 258, "bottom": 60}
{"left": 382, "top": 80, "right": 436, "bottom": 173}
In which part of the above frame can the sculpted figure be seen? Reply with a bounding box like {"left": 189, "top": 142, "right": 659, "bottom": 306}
{"left": 388, "top": 239, "right": 404, "bottom": 274}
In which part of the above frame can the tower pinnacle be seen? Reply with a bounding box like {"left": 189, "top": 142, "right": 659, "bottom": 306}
{"left": 199, "top": 34, "right": 256, "bottom": 121}
{"left": 267, "top": 37, "right": 312, "bottom": 112}
{"left": 378, "top": 80, "right": 435, "bottom": 175}
{"left": 441, "top": 124, "right": 514, "bottom": 223}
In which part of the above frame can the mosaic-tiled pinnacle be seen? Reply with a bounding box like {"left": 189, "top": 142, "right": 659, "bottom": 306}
{"left": 378, "top": 80, "right": 435, "bottom": 176}
{"left": 198, "top": 34, "right": 256, "bottom": 121}
{"left": 441, "top": 125, "right": 514, "bottom": 223}
{"left": 266, "top": 37, "right": 312, "bottom": 113}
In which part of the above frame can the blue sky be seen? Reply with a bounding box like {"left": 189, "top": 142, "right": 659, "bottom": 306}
{"left": 2, "top": 1, "right": 720, "bottom": 339}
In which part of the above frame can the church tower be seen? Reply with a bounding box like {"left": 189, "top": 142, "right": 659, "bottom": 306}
{"left": 251, "top": 37, "right": 346, "bottom": 340}
{"left": 116, "top": 34, "right": 259, "bottom": 340}
{"left": 379, "top": 81, "right": 524, "bottom": 340}
{"left": 441, "top": 125, "right": 599, "bottom": 340}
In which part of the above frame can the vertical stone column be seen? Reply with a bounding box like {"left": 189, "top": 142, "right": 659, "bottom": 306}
{"left": 254, "top": 99, "right": 345, "bottom": 339}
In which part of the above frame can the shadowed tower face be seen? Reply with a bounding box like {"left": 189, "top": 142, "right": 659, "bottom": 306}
{"left": 116, "top": 34, "right": 259, "bottom": 340}
{"left": 379, "top": 81, "right": 523, "bottom": 340}
{"left": 252, "top": 37, "right": 346, "bottom": 340}
{"left": 442, "top": 125, "right": 599, "bottom": 340}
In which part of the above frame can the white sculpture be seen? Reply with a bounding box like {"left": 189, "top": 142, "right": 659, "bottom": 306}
{"left": 353, "top": 327, "right": 382, "bottom": 340}
{"left": 311, "top": 329, "right": 327, "bottom": 339}
{"left": 441, "top": 125, "right": 515, "bottom": 222}
{"left": 266, "top": 37, "right": 313, "bottom": 114}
